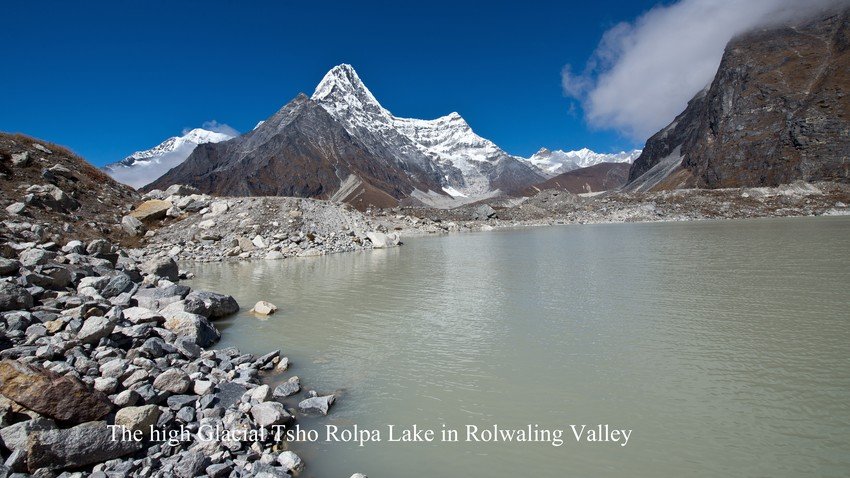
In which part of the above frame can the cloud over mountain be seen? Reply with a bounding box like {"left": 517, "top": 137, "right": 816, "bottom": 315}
{"left": 562, "top": 0, "right": 847, "bottom": 140}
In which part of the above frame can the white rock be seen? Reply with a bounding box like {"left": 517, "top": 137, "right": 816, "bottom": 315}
{"left": 251, "top": 301, "right": 277, "bottom": 315}
{"left": 209, "top": 201, "right": 229, "bottom": 216}
{"left": 277, "top": 451, "right": 304, "bottom": 473}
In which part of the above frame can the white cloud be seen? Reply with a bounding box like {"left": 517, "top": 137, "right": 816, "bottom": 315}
{"left": 564, "top": 0, "right": 848, "bottom": 140}
{"left": 183, "top": 120, "right": 240, "bottom": 137}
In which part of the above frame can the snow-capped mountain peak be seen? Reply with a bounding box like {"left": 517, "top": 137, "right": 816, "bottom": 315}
{"left": 104, "top": 127, "right": 236, "bottom": 188}
{"left": 312, "top": 64, "right": 386, "bottom": 116}
{"left": 311, "top": 64, "right": 542, "bottom": 198}
{"left": 524, "top": 148, "right": 642, "bottom": 177}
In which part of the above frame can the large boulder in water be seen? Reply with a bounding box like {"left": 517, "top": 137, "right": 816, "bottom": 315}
{"left": 0, "top": 360, "right": 112, "bottom": 423}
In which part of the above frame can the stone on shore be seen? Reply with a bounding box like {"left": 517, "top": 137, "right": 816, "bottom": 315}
{"left": 115, "top": 404, "right": 161, "bottom": 438}
{"left": 153, "top": 368, "right": 192, "bottom": 393}
{"left": 26, "top": 420, "right": 143, "bottom": 471}
{"left": 0, "top": 282, "right": 33, "bottom": 311}
{"left": 273, "top": 376, "right": 300, "bottom": 398}
{"left": 184, "top": 290, "right": 239, "bottom": 319}
{"left": 162, "top": 311, "right": 221, "bottom": 347}
{"left": 141, "top": 256, "right": 179, "bottom": 281}
{"left": 250, "top": 401, "right": 291, "bottom": 427}
{"left": 0, "top": 417, "right": 55, "bottom": 451}
{"left": 0, "top": 360, "right": 112, "bottom": 423}
{"left": 277, "top": 451, "right": 304, "bottom": 473}
{"left": 298, "top": 394, "right": 335, "bottom": 415}
{"left": 251, "top": 300, "right": 277, "bottom": 315}
{"left": 77, "top": 315, "right": 115, "bottom": 344}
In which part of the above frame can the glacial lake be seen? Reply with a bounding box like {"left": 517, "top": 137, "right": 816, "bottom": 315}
{"left": 188, "top": 216, "right": 850, "bottom": 478}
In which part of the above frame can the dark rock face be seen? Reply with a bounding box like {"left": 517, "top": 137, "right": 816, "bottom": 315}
{"left": 628, "top": 8, "right": 850, "bottom": 189}
{"left": 0, "top": 360, "right": 112, "bottom": 423}
{"left": 145, "top": 95, "right": 445, "bottom": 209}
{"left": 527, "top": 162, "right": 630, "bottom": 195}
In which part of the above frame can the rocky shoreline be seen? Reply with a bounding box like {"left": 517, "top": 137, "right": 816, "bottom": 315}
{"left": 0, "top": 220, "right": 344, "bottom": 477}
{"left": 125, "top": 181, "right": 850, "bottom": 264}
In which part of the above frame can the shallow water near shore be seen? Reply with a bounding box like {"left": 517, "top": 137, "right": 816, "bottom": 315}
{"left": 188, "top": 216, "right": 850, "bottom": 478}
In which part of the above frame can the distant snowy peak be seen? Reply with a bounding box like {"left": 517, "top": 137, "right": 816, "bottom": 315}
{"left": 525, "top": 147, "right": 642, "bottom": 177}
{"left": 104, "top": 127, "right": 235, "bottom": 188}
{"left": 112, "top": 128, "right": 234, "bottom": 167}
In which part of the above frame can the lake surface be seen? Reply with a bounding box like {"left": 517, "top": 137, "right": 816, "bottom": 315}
{"left": 188, "top": 216, "right": 850, "bottom": 478}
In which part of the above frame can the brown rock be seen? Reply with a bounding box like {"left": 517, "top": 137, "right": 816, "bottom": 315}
{"left": 0, "top": 360, "right": 111, "bottom": 423}
{"left": 129, "top": 199, "right": 172, "bottom": 221}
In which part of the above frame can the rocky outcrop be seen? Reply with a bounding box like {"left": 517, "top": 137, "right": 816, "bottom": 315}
{"left": 628, "top": 8, "right": 850, "bottom": 190}
{"left": 0, "top": 133, "right": 140, "bottom": 243}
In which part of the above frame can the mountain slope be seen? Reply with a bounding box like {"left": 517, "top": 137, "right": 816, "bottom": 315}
{"left": 144, "top": 94, "right": 443, "bottom": 209}
{"left": 523, "top": 162, "right": 630, "bottom": 195}
{"left": 627, "top": 8, "right": 850, "bottom": 191}
{"left": 525, "top": 148, "right": 641, "bottom": 178}
{"left": 104, "top": 128, "right": 235, "bottom": 188}
{"left": 1, "top": 133, "right": 139, "bottom": 242}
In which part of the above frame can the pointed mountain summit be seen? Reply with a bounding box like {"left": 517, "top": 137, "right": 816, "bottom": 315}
{"left": 311, "top": 64, "right": 543, "bottom": 198}
{"left": 146, "top": 64, "right": 544, "bottom": 207}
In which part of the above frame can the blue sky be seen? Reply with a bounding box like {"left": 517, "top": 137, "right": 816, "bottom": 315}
{"left": 2, "top": 0, "right": 663, "bottom": 166}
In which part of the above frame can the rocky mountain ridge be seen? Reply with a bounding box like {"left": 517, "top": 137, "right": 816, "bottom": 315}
{"left": 627, "top": 7, "right": 850, "bottom": 191}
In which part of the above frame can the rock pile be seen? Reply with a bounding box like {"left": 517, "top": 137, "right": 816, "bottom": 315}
{"left": 0, "top": 220, "right": 333, "bottom": 476}
{"left": 130, "top": 189, "right": 404, "bottom": 262}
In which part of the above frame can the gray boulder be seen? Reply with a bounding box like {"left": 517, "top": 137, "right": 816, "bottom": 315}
{"left": 115, "top": 405, "right": 161, "bottom": 438}
{"left": 250, "top": 401, "right": 291, "bottom": 427}
{"left": 153, "top": 368, "right": 192, "bottom": 394}
{"left": 0, "top": 258, "right": 21, "bottom": 276}
{"left": 77, "top": 316, "right": 115, "bottom": 344}
{"left": 184, "top": 291, "right": 239, "bottom": 319}
{"left": 26, "top": 421, "right": 143, "bottom": 471}
{"left": 162, "top": 311, "right": 220, "bottom": 347}
{"left": 298, "top": 394, "right": 335, "bottom": 415}
{"left": 0, "top": 282, "right": 33, "bottom": 312}
{"left": 272, "top": 376, "right": 300, "bottom": 398}
{"left": 141, "top": 257, "right": 179, "bottom": 281}
{"left": 0, "top": 417, "right": 55, "bottom": 451}
{"left": 165, "top": 184, "right": 200, "bottom": 197}
{"left": 121, "top": 215, "right": 146, "bottom": 236}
